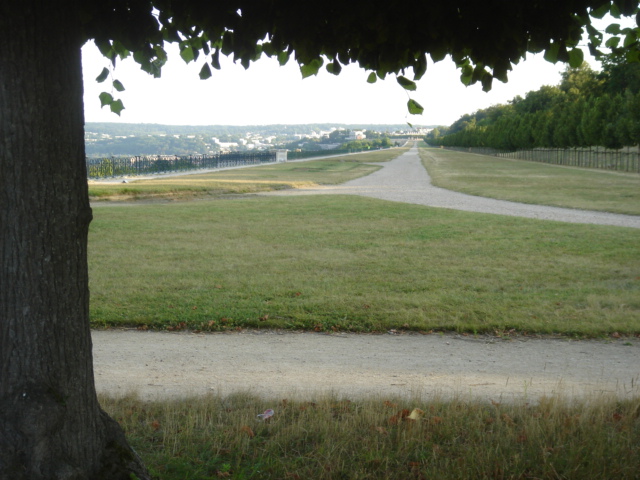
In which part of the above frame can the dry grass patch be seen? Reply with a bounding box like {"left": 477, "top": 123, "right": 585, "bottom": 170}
{"left": 100, "top": 392, "right": 640, "bottom": 480}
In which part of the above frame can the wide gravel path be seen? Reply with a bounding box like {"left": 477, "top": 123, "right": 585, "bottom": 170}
{"left": 262, "top": 145, "right": 640, "bottom": 229}
{"left": 93, "top": 330, "right": 640, "bottom": 402}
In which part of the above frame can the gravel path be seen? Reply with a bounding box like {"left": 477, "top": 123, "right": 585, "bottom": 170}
{"left": 93, "top": 330, "right": 640, "bottom": 402}
{"left": 93, "top": 145, "right": 640, "bottom": 402}
{"left": 261, "top": 145, "right": 640, "bottom": 229}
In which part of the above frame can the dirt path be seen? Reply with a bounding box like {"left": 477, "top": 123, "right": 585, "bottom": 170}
{"left": 93, "top": 330, "right": 640, "bottom": 402}
{"left": 259, "top": 145, "right": 640, "bottom": 229}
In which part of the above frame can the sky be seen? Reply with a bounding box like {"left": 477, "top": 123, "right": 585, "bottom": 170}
{"left": 81, "top": 18, "right": 620, "bottom": 128}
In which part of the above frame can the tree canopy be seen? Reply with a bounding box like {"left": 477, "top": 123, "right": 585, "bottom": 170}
{"left": 85, "top": 1, "right": 640, "bottom": 115}
{"left": 427, "top": 60, "right": 640, "bottom": 149}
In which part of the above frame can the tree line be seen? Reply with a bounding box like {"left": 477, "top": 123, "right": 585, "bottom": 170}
{"left": 427, "top": 57, "right": 640, "bottom": 150}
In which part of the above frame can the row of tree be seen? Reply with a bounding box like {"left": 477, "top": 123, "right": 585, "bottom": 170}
{"left": 427, "top": 58, "right": 640, "bottom": 150}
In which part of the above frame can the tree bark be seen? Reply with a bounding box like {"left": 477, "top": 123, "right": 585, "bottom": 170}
{"left": 0, "top": 2, "right": 150, "bottom": 478}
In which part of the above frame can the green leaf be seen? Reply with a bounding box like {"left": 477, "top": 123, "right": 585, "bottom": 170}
{"left": 277, "top": 51, "right": 290, "bottom": 66}
{"left": 623, "top": 30, "right": 637, "bottom": 47}
{"left": 112, "top": 79, "right": 125, "bottom": 92}
{"left": 460, "top": 64, "right": 473, "bottom": 85}
{"left": 606, "top": 23, "right": 621, "bottom": 34}
{"left": 627, "top": 48, "right": 640, "bottom": 63}
{"left": 199, "top": 63, "right": 212, "bottom": 79}
{"left": 110, "top": 99, "right": 125, "bottom": 116}
{"left": 96, "top": 40, "right": 116, "bottom": 62}
{"left": 481, "top": 73, "right": 493, "bottom": 92}
{"left": 493, "top": 66, "right": 508, "bottom": 83}
{"left": 112, "top": 41, "right": 130, "bottom": 60}
{"left": 430, "top": 46, "right": 447, "bottom": 62}
{"left": 154, "top": 45, "right": 168, "bottom": 63}
{"left": 367, "top": 72, "right": 377, "bottom": 84}
{"left": 300, "top": 58, "right": 323, "bottom": 78}
{"left": 99, "top": 92, "right": 114, "bottom": 108}
{"left": 211, "top": 50, "right": 221, "bottom": 70}
{"left": 221, "top": 31, "right": 234, "bottom": 55}
{"left": 610, "top": 3, "right": 621, "bottom": 18}
{"left": 326, "top": 60, "right": 342, "bottom": 75}
{"left": 413, "top": 54, "right": 427, "bottom": 81}
{"left": 605, "top": 37, "right": 621, "bottom": 48}
{"left": 397, "top": 75, "right": 417, "bottom": 91}
{"left": 544, "top": 42, "right": 560, "bottom": 63}
{"left": 180, "top": 45, "right": 195, "bottom": 63}
{"left": 407, "top": 99, "right": 424, "bottom": 115}
{"left": 568, "top": 48, "right": 584, "bottom": 68}
{"left": 590, "top": 3, "right": 610, "bottom": 19}
{"left": 95, "top": 68, "right": 109, "bottom": 83}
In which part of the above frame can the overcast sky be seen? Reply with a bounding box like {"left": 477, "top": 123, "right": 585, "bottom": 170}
{"left": 82, "top": 15, "right": 625, "bottom": 128}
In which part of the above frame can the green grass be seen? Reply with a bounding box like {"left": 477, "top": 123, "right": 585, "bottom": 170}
{"left": 100, "top": 392, "right": 640, "bottom": 479}
{"left": 88, "top": 148, "right": 405, "bottom": 201}
{"left": 420, "top": 146, "right": 640, "bottom": 215}
{"left": 91, "top": 145, "right": 640, "bottom": 478}
{"left": 89, "top": 195, "right": 640, "bottom": 336}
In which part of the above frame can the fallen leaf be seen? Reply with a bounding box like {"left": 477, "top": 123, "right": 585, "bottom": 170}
{"left": 375, "top": 426, "right": 389, "bottom": 435}
{"left": 383, "top": 400, "right": 398, "bottom": 408}
{"left": 408, "top": 408, "right": 424, "bottom": 421}
{"left": 501, "top": 414, "right": 514, "bottom": 425}
{"left": 151, "top": 420, "right": 161, "bottom": 431}
{"left": 259, "top": 314, "right": 269, "bottom": 321}
{"left": 240, "top": 425, "right": 255, "bottom": 438}
{"left": 429, "top": 416, "right": 443, "bottom": 425}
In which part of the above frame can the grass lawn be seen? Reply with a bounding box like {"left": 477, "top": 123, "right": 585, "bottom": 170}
{"left": 89, "top": 195, "right": 640, "bottom": 336}
{"left": 101, "top": 392, "right": 640, "bottom": 480}
{"left": 91, "top": 143, "right": 640, "bottom": 479}
{"left": 420, "top": 145, "right": 640, "bottom": 216}
{"left": 88, "top": 148, "right": 405, "bottom": 201}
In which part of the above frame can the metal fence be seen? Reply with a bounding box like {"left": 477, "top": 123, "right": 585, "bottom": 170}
{"left": 442, "top": 146, "right": 640, "bottom": 173}
{"left": 87, "top": 151, "right": 277, "bottom": 179}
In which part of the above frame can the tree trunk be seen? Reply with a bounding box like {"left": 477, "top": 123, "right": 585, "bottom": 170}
{"left": 0, "top": 2, "right": 150, "bottom": 478}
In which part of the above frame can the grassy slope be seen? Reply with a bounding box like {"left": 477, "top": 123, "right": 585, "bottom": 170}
{"left": 420, "top": 146, "right": 640, "bottom": 215}
{"left": 90, "top": 195, "right": 640, "bottom": 336}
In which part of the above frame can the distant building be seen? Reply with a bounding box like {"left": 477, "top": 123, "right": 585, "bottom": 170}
{"left": 346, "top": 130, "right": 366, "bottom": 141}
